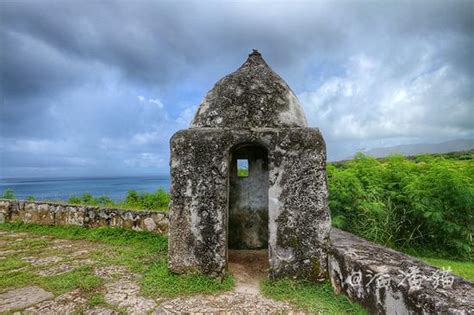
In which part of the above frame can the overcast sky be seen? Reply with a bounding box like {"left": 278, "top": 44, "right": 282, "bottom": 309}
{"left": 1, "top": 0, "right": 473, "bottom": 178}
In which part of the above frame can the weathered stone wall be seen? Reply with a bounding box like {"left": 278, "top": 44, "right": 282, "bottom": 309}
{"left": 328, "top": 228, "right": 474, "bottom": 314}
{"left": 0, "top": 199, "right": 168, "bottom": 235}
{"left": 168, "top": 127, "right": 330, "bottom": 280}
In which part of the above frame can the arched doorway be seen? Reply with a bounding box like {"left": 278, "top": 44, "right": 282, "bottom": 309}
{"left": 228, "top": 143, "right": 269, "bottom": 292}
{"left": 228, "top": 143, "right": 269, "bottom": 249}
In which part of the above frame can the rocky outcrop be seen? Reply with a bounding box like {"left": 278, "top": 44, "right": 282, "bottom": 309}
{"left": 0, "top": 199, "right": 168, "bottom": 235}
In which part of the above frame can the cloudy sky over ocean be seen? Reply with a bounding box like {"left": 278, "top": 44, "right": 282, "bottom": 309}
{"left": 1, "top": 0, "right": 473, "bottom": 177}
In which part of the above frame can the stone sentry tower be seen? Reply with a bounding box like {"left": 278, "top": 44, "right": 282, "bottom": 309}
{"left": 168, "top": 50, "right": 330, "bottom": 281}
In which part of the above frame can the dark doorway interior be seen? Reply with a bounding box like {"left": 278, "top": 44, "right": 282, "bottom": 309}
{"left": 228, "top": 144, "right": 269, "bottom": 249}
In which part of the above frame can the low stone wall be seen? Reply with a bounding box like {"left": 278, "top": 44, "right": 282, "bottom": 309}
{"left": 328, "top": 228, "right": 474, "bottom": 314}
{"left": 0, "top": 199, "right": 168, "bottom": 235}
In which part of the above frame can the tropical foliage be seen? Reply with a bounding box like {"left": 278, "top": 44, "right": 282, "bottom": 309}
{"left": 328, "top": 152, "right": 473, "bottom": 259}
{"left": 67, "top": 189, "right": 170, "bottom": 211}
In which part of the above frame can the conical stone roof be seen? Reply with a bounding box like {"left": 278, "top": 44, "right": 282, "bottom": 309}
{"left": 191, "top": 50, "right": 308, "bottom": 128}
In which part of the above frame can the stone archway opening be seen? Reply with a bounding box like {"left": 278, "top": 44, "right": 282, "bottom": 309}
{"left": 227, "top": 143, "right": 270, "bottom": 292}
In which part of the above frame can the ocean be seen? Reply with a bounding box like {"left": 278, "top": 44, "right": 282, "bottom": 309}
{"left": 0, "top": 176, "right": 170, "bottom": 202}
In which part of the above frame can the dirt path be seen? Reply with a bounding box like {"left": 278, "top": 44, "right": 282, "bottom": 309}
{"left": 0, "top": 230, "right": 304, "bottom": 314}
{"left": 228, "top": 249, "right": 269, "bottom": 294}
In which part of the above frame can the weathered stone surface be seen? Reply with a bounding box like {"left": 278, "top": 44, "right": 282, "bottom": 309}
{"left": 35, "top": 259, "right": 95, "bottom": 276}
{"left": 22, "top": 255, "right": 62, "bottom": 266}
{"left": 11, "top": 202, "right": 55, "bottom": 225}
{"left": 104, "top": 279, "right": 157, "bottom": 314}
{"left": 8, "top": 200, "right": 24, "bottom": 222}
{"left": 0, "top": 199, "right": 168, "bottom": 236}
{"left": 85, "top": 307, "right": 118, "bottom": 315}
{"left": 328, "top": 228, "right": 474, "bottom": 314}
{"left": 0, "top": 200, "right": 11, "bottom": 223}
{"left": 169, "top": 51, "right": 330, "bottom": 281}
{"left": 155, "top": 292, "right": 301, "bottom": 314}
{"left": 36, "top": 263, "right": 75, "bottom": 276}
{"left": 94, "top": 265, "right": 129, "bottom": 280}
{"left": 0, "top": 286, "right": 54, "bottom": 312}
{"left": 55, "top": 205, "right": 86, "bottom": 226}
{"left": 24, "top": 289, "right": 87, "bottom": 314}
{"left": 169, "top": 128, "right": 329, "bottom": 280}
{"left": 191, "top": 50, "right": 307, "bottom": 129}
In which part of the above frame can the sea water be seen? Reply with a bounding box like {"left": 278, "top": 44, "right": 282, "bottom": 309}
{"left": 0, "top": 176, "right": 170, "bottom": 202}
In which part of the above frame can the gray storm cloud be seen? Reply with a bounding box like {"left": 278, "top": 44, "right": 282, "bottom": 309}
{"left": 0, "top": 0, "right": 473, "bottom": 176}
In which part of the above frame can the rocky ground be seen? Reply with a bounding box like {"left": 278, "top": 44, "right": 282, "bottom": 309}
{"left": 0, "top": 230, "right": 304, "bottom": 314}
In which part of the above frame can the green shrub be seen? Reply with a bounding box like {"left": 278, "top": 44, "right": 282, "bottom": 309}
{"left": 1, "top": 188, "right": 15, "bottom": 199}
{"left": 120, "top": 189, "right": 169, "bottom": 211}
{"left": 328, "top": 153, "right": 474, "bottom": 259}
{"left": 66, "top": 189, "right": 170, "bottom": 211}
{"left": 68, "top": 193, "right": 94, "bottom": 205}
{"left": 93, "top": 195, "right": 114, "bottom": 206}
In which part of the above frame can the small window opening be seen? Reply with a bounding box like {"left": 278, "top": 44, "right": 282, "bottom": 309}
{"left": 237, "top": 159, "right": 249, "bottom": 177}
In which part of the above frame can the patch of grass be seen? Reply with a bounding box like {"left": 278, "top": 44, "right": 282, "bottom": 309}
{"left": 39, "top": 266, "right": 103, "bottom": 294}
{"left": 0, "top": 257, "right": 29, "bottom": 272}
{"left": 0, "top": 270, "right": 38, "bottom": 292}
{"left": 0, "top": 222, "right": 167, "bottom": 252}
{"left": 7, "top": 238, "right": 49, "bottom": 250}
{"left": 142, "top": 260, "right": 234, "bottom": 297}
{"left": 0, "top": 264, "right": 103, "bottom": 295}
{"left": 404, "top": 247, "right": 474, "bottom": 280}
{"left": 0, "top": 222, "right": 234, "bottom": 298}
{"left": 261, "top": 279, "right": 367, "bottom": 314}
{"left": 90, "top": 245, "right": 159, "bottom": 273}
{"left": 418, "top": 257, "right": 474, "bottom": 281}
{"left": 87, "top": 292, "right": 106, "bottom": 306}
